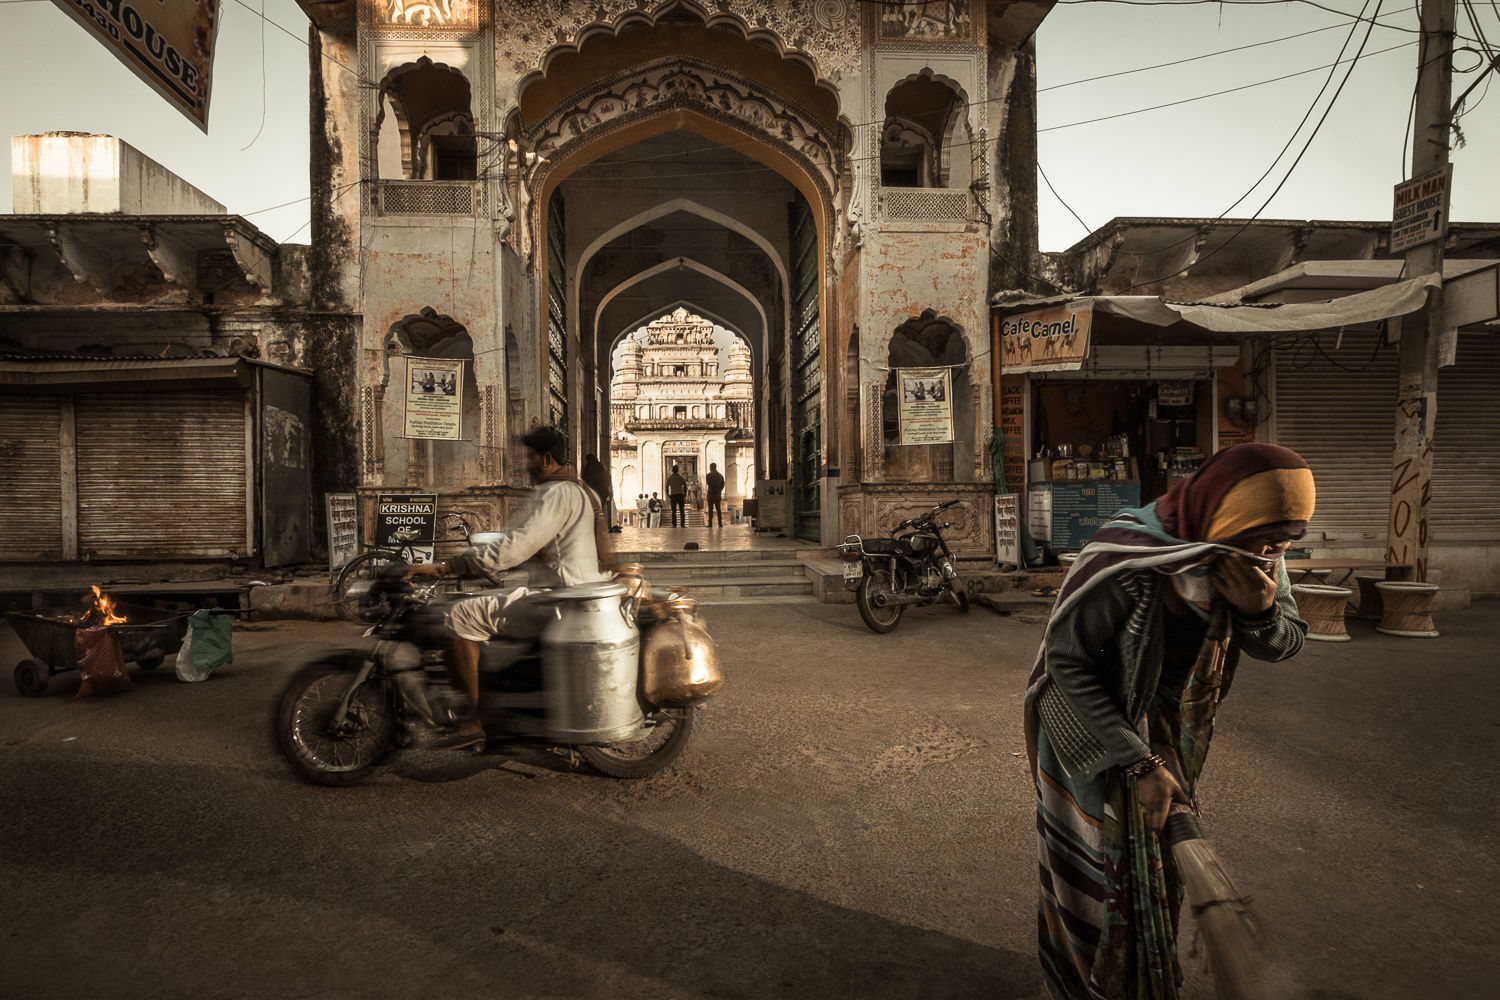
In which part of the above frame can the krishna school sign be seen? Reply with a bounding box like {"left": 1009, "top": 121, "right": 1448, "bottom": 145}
{"left": 996, "top": 304, "right": 1094, "bottom": 373}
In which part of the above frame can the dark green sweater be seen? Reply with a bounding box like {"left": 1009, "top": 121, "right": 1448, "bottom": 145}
{"left": 1031, "top": 565, "right": 1307, "bottom": 782}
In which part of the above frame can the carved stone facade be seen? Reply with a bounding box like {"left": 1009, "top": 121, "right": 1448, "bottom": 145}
{"left": 299, "top": 1, "right": 1054, "bottom": 553}
{"left": 609, "top": 308, "right": 756, "bottom": 507}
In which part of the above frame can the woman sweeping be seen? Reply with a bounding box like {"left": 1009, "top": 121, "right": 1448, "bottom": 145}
{"left": 1024, "top": 442, "right": 1316, "bottom": 999}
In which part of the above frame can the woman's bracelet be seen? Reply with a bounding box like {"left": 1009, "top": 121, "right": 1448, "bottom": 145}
{"left": 1124, "top": 754, "right": 1167, "bottom": 779}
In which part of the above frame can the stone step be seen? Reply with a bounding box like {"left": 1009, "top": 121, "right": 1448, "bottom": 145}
{"left": 632, "top": 561, "right": 808, "bottom": 582}
{"left": 612, "top": 546, "right": 823, "bottom": 605}
{"left": 677, "top": 578, "right": 815, "bottom": 601}
{"left": 615, "top": 548, "right": 824, "bottom": 564}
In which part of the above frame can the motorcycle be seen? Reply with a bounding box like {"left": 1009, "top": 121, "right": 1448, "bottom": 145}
{"left": 275, "top": 563, "right": 723, "bottom": 786}
{"left": 837, "top": 498, "right": 970, "bottom": 633}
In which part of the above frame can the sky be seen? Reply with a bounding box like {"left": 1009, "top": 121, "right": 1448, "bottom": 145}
{"left": 0, "top": 0, "right": 1496, "bottom": 252}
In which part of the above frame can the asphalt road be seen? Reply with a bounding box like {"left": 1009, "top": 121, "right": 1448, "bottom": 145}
{"left": 1, "top": 599, "right": 1495, "bottom": 1000}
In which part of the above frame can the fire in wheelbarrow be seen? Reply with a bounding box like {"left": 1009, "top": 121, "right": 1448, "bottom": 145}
{"left": 7, "top": 587, "right": 190, "bottom": 698}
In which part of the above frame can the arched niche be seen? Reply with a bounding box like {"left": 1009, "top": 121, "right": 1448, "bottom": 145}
{"left": 882, "top": 311, "right": 974, "bottom": 482}
{"left": 374, "top": 57, "right": 475, "bottom": 180}
{"left": 382, "top": 307, "right": 482, "bottom": 486}
{"left": 881, "top": 71, "right": 969, "bottom": 189}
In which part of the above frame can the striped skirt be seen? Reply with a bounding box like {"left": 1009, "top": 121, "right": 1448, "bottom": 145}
{"left": 1027, "top": 706, "right": 1184, "bottom": 1000}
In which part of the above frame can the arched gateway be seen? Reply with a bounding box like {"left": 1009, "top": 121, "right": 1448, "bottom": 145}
{"left": 302, "top": 0, "right": 1051, "bottom": 557}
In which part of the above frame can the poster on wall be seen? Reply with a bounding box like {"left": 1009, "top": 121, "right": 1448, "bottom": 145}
{"left": 325, "top": 493, "right": 359, "bottom": 576}
{"left": 995, "top": 493, "right": 1021, "bottom": 568}
{"left": 403, "top": 357, "right": 464, "bottom": 440}
{"left": 897, "top": 367, "right": 953, "bottom": 445}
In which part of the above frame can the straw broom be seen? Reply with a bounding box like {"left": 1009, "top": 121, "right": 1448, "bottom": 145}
{"left": 1164, "top": 804, "right": 1274, "bottom": 1000}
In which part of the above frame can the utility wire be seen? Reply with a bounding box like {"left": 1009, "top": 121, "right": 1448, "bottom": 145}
{"left": 1040, "top": 38, "right": 1412, "bottom": 131}
{"left": 1042, "top": 0, "right": 1383, "bottom": 256}
{"left": 239, "top": 0, "right": 269, "bottom": 151}
{"left": 1111, "top": 0, "right": 1388, "bottom": 293}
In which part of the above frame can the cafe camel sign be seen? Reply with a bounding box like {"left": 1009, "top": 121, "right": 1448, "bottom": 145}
{"left": 997, "top": 304, "right": 1094, "bottom": 373}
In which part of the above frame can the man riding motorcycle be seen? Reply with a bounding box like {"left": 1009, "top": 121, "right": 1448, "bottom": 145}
{"left": 406, "top": 425, "right": 611, "bottom": 750}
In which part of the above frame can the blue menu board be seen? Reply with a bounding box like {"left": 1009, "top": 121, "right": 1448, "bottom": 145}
{"left": 1039, "top": 482, "right": 1141, "bottom": 550}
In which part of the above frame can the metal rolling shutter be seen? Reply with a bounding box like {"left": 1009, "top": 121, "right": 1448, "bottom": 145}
{"left": 1432, "top": 333, "right": 1500, "bottom": 539}
{"left": 1273, "top": 332, "right": 1398, "bottom": 543}
{"left": 0, "top": 395, "right": 65, "bottom": 559}
{"left": 74, "top": 392, "right": 248, "bottom": 559}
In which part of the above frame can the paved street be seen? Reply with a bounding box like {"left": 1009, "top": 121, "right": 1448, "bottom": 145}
{"left": 2, "top": 599, "right": 1495, "bottom": 999}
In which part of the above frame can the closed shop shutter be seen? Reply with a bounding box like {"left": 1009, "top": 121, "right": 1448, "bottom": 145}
{"left": 75, "top": 392, "right": 248, "bottom": 559}
{"left": 1432, "top": 333, "right": 1500, "bottom": 540}
{"left": 0, "top": 395, "right": 65, "bottom": 559}
{"left": 1273, "top": 332, "right": 1398, "bottom": 543}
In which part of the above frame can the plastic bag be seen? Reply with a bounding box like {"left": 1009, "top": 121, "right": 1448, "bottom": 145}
{"left": 174, "top": 625, "right": 206, "bottom": 682}
{"left": 75, "top": 626, "right": 131, "bottom": 698}
{"left": 176, "top": 609, "right": 232, "bottom": 682}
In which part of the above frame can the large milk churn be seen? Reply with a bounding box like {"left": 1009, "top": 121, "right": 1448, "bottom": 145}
{"left": 536, "top": 581, "right": 643, "bottom": 743}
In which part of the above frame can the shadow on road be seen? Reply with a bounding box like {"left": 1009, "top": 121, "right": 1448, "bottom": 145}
{"left": 2, "top": 751, "right": 1042, "bottom": 999}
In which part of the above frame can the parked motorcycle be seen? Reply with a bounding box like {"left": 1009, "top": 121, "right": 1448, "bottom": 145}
{"left": 275, "top": 564, "right": 723, "bottom": 786}
{"left": 837, "top": 499, "right": 970, "bottom": 633}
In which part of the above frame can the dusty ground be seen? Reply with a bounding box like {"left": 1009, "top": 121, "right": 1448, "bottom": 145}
{"left": 1, "top": 599, "right": 1494, "bottom": 999}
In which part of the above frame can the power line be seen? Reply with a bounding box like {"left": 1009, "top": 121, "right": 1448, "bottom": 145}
{"left": 1040, "top": 38, "right": 1413, "bottom": 132}
{"left": 1111, "top": 0, "right": 1388, "bottom": 292}
{"left": 1038, "top": 10, "right": 1410, "bottom": 94}
{"left": 1042, "top": 0, "right": 1385, "bottom": 256}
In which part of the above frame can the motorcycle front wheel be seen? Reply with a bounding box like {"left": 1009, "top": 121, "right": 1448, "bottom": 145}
{"left": 277, "top": 659, "right": 396, "bottom": 786}
{"left": 856, "top": 564, "right": 905, "bottom": 633}
{"left": 576, "top": 706, "right": 695, "bottom": 778}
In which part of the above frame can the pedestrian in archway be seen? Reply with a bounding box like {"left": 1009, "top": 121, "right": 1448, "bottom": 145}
{"left": 666, "top": 465, "right": 687, "bottom": 528}
{"left": 705, "top": 462, "right": 725, "bottom": 527}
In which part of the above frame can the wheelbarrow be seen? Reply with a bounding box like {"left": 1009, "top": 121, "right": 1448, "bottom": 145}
{"left": 8, "top": 603, "right": 190, "bottom": 697}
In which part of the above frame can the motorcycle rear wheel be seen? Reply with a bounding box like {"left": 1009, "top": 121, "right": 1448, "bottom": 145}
{"left": 334, "top": 550, "right": 403, "bottom": 623}
{"left": 277, "top": 659, "right": 395, "bottom": 787}
{"left": 856, "top": 565, "right": 905, "bottom": 633}
{"left": 576, "top": 706, "right": 695, "bottom": 778}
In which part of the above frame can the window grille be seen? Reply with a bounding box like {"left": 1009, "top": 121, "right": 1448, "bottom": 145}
{"left": 379, "top": 181, "right": 476, "bottom": 216}
{"left": 879, "top": 188, "right": 970, "bottom": 222}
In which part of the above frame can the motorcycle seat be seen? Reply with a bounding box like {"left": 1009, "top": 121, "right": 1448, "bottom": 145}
{"left": 860, "top": 538, "right": 909, "bottom": 556}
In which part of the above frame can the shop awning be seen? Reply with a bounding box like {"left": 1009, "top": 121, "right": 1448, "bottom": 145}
{"left": 994, "top": 271, "right": 1442, "bottom": 335}
{"left": 0, "top": 355, "right": 311, "bottom": 393}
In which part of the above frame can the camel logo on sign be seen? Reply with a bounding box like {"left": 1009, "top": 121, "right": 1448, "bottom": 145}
{"left": 998, "top": 305, "right": 1093, "bottom": 373}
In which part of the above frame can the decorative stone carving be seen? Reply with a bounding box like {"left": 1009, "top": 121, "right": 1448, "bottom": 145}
{"left": 531, "top": 61, "right": 837, "bottom": 183}
{"left": 863, "top": 382, "right": 884, "bottom": 483}
{"left": 361, "top": 384, "right": 386, "bottom": 481}
{"left": 481, "top": 384, "right": 502, "bottom": 482}
{"left": 523, "top": 58, "right": 840, "bottom": 267}
{"left": 495, "top": 1, "right": 861, "bottom": 83}
{"left": 839, "top": 481, "right": 995, "bottom": 558}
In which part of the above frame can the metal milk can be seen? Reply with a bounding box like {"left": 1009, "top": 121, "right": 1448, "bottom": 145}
{"left": 535, "top": 581, "right": 643, "bottom": 743}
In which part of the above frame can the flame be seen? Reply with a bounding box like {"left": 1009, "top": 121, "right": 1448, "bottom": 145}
{"left": 91, "top": 585, "right": 127, "bottom": 626}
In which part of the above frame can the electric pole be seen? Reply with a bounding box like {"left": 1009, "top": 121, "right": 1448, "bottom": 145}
{"left": 1386, "top": 0, "right": 1455, "bottom": 581}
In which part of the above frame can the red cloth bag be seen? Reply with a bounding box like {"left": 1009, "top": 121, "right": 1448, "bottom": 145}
{"left": 75, "top": 625, "right": 131, "bottom": 699}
